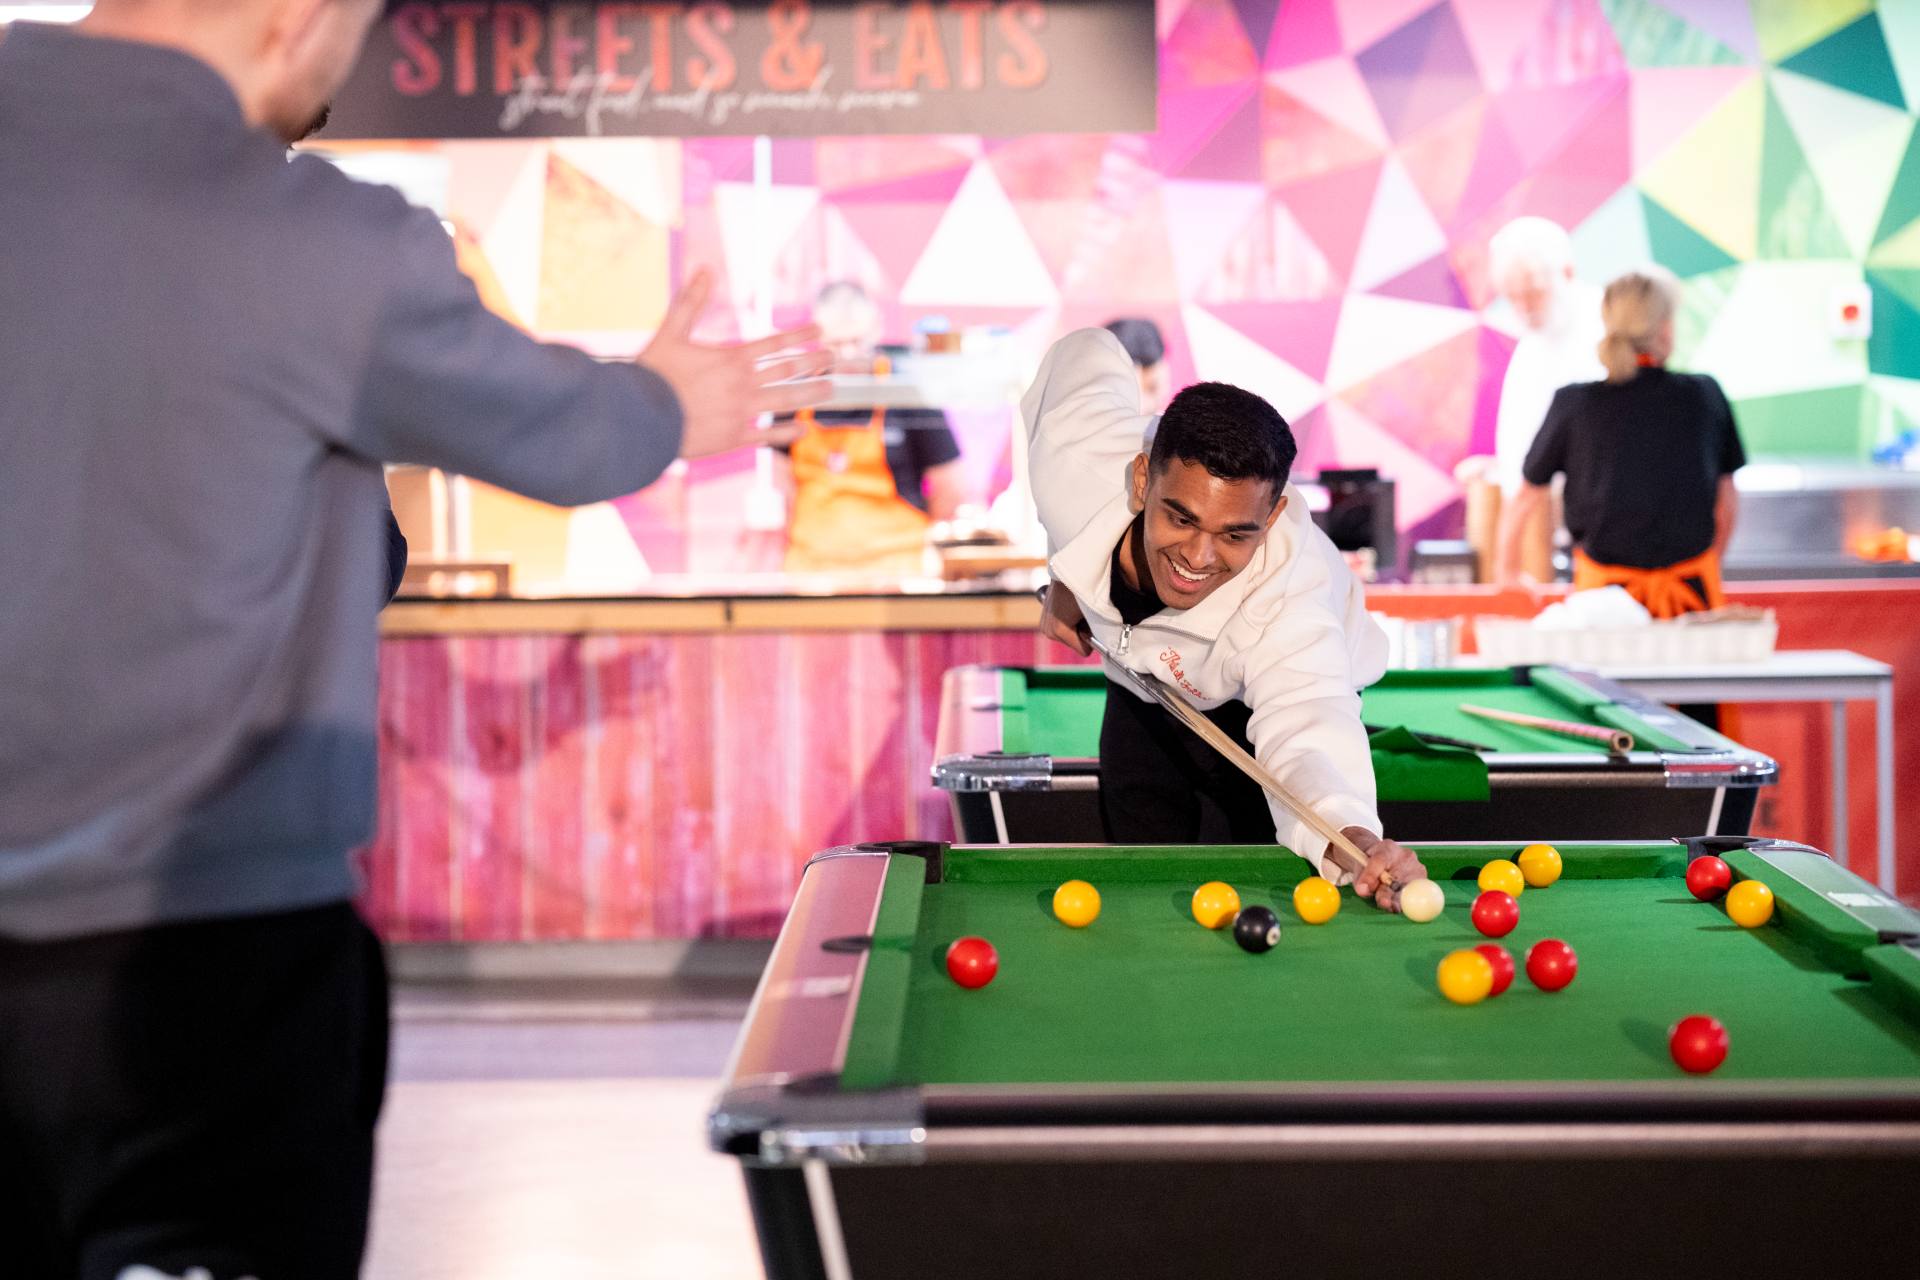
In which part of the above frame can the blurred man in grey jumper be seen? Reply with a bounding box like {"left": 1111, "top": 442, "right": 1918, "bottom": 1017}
{"left": 0, "top": 3, "right": 827, "bottom": 1275}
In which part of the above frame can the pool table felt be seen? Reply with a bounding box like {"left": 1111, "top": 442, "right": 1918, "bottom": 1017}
{"left": 1000, "top": 667, "right": 1696, "bottom": 759}
{"left": 838, "top": 845, "right": 1920, "bottom": 1090}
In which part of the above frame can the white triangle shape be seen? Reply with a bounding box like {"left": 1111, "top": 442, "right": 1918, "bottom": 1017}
{"left": 901, "top": 164, "right": 1060, "bottom": 308}
{"left": 1348, "top": 156, "right": 1449, "bottom": 293}
{"left": 480, "top": 144, "right": 551, "bottom": 329}
{"left": 1160, "top": 180, "right": 1270, "bottom": 299}
{"left": 1770, "top": 69, "right": 1915, "bottom": 260}
{"left": 1323, "top": 294, "right": 1480, "bottom": 393}
{"left": 551, "top": 139, "right": 683, "bottom": 227}
{"left": 1180, "top": 304, "right": 1326, "bottom": 423}
{"left": 715, "top": 181, "right": 823, "bottom": 315}
{"left": 1689, "top": 261, "right": 1868, "bottom": 400}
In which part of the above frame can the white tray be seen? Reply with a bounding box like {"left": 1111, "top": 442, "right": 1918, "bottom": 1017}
{"left": 1473, "top": 615, "right": 1779, "bottom": 667}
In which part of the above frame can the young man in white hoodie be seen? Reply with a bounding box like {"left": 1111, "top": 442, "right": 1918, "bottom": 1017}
{"left": 1027, "top": 329, "right": 1425, "bottom": 910}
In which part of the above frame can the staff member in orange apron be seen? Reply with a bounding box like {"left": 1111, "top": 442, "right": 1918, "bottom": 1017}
{"left": 779, "top": 282, "right": 970, "bottom": 573}
{"left": 1496, "top": 268, "right": 1746, "bottom": 726}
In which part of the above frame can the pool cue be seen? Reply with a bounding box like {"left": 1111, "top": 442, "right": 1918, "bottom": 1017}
{"left": 1458, "top": 703, "right": 1634, "bottom": 755}
{"left": 1081, "top": 632, "right": 1386, "bottom": 886}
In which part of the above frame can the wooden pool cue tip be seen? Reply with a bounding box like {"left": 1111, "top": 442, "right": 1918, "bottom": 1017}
{"left": 1457, "top": 703, "right": 1634, "bottom": 754}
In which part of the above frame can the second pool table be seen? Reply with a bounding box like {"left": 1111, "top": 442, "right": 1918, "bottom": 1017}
{"left": 933, "top": 664, "right": 1777, "bottom": 844}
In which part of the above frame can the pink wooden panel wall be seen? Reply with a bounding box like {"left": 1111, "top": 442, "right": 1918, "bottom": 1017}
{"left": 362, "top": 630, "right": 1071, "bottom": 941}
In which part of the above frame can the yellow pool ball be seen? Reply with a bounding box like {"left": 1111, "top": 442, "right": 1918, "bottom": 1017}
{"left": 1517, "top": 844, "right": 1563, "bottom": 888}
{"left": 1477, "top": 859, "right": 1527, "bottom": 897}
{"left": 1725, "top": 879, "right": 1775, "bottom": 928}
{"left": 1436, "top": 949, "right": 1496, "bottom": 1005}
{"left": 1192, "top": 881, "right": 1241, "bottom": 930}
{"left": 1052, "top": 880, "right": 1101, "bottom": 928}
{"left": 1292, "top": 876, "right": 1342, "bottom": 925}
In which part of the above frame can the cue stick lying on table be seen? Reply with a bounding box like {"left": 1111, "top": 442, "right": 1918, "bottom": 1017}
{"left": 1081, "top": 632, "right": 1387, "bottom": 887}
{"left": 1457, "top": 703, "right": 1634, "bottom": 755}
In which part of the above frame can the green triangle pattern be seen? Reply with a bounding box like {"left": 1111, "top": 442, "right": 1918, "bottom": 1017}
{"left": 1871, "top": 216, "right": 1920, "bottom": 269}
{"left": 1671, "top": 263, "right": 1741, "bottom": 366}
{"left": 1778, "top": 14, "right": 1906, "bottom": 110}
{"left": 1731, "top": 384, "right": 1866, "bottom": 456}
{"left": 1758, "top": 86, "right": 1853, "bottom": 260}
{"left": 1602, "top": 0, "right": 1744, "bottom": 67}
{"left": 1866, "top": 379, "right": 1920, "bottom": 446}
{"left": 1872, "top": 127, "right": 1920, "bottom": 247}
{"left": 1644, "top": 195, "right": 1742, "bottom": 277}
{"left": 1867, "top": 272, "right": 1920, "bottom": 379}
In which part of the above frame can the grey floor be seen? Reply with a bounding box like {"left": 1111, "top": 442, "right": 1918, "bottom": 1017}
{"left": 365, "top": 974, "right": 767, "bottom": 1279}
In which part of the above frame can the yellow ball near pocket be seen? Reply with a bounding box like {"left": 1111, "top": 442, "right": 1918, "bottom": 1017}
{"left": 1437, "top": 949, "right": 1496, "bottom": 1005}
{"left": 1292, "top": 876, "right": 1342, "bottom": 925}
{"left": 1725, "top": 879, "right": 1774, "bottom": 928}
{"left": 1052, "top": 880, "right": 1101, "bottom": 928}
{"left": 1478, "top": 859, "right": 1526, "bottom": 897}
{"left": 1192, "top": 881, "right": 1241, "bottom": 930}
{"left": 1517, "top": 844, "right": 1563, "bottom": 888}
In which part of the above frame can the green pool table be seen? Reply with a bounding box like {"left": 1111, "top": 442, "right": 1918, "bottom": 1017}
{"left": 712, "top": 837, "right": 1920, "bottom": 1279}
{"left": 933, "top": 664, "right": 1776, "bottom": 844}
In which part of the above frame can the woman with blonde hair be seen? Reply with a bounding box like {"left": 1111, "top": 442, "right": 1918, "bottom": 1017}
{"left": 1495, "top": 267, "right": 1745, "bottom": 619}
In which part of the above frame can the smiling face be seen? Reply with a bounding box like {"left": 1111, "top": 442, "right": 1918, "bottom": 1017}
{"left": 1128, "top": 455, "right": 1285, "bottom": 607}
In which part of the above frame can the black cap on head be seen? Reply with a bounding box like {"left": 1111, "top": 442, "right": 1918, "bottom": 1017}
{"left": 1149, "top": 382, "right": 1296, "bottom": 498}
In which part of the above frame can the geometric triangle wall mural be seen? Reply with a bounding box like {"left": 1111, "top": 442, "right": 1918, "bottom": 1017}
{"left": 409, "top": 1, "right": 1920, "bottom": 568}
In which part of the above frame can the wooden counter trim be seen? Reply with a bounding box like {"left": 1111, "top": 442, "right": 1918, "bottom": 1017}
{"left": 380, "top": 594, "right": 1046, "bottom": 635}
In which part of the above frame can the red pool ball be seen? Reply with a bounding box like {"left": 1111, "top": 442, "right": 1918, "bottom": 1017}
{"left": 1470, "top": 890, "right": 1519, "bottom": 938}
{"left": 1686, "top": 856, "right": 1733, "bottom": 901}
{"left": 1525, "top": 939, "right": 1578, "bottom": 992}
{"left": 1473, "top": 943, "right": 1515, "bottom": 996}
{"left": 945, "top": 936, "right": 998, "bottom": 989}
{"left": 1670, "top": 1014, "right": 1729, "bottom": 1074}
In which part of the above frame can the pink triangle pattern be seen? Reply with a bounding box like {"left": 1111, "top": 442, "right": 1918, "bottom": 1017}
{"left": 1264, "top": 0, "right": 1347, "bottom": 71}
{"left": 1274, "top": 159, "right": 1385, "bottom": 283}
{"left": 1198, "top": 300, "right": 1345, "bottom": 381}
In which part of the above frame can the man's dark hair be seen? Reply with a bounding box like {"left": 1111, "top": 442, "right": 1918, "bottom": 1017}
{"left": 1149, "top": 382, "right": 1296, "bottom": 499}
{"left": 1103, "top": 317, "right": 1166, "bottom": 369}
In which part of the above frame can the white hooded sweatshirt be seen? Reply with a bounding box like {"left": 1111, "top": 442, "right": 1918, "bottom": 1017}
{"left": 1024, "top": 328, "right": 1388, "bottom": 876}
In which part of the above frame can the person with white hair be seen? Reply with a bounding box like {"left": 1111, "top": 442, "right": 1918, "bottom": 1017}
{"left": 1485, "top": 217, "right": 1607, "bottom": 497}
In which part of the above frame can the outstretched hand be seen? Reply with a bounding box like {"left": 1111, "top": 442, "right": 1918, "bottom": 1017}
{"left": 639, "top": 269, "right": 832, "bottom": 459}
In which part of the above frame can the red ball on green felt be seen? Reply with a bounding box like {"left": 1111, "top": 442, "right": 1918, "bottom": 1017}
{"left": 1670, "top": 1015, "right": 1729, "bottom": 1074}
{"left": 1525, "top": 939, "right": 1578, "bottom": 992}
{"left": 1473, "top": 943, "right": 1515, "bottom": 996}
{"left": 945, "top": 936, "right": 998, "bottom": 989}
{"left": 1470, "top": 890, "right": 1519, "bottom": 938}
{"left": 1686, "top": 856, "right": 1733, "bottom": 901}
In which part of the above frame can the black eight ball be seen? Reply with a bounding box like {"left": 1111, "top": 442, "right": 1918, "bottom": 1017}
{"left": 1232, "top": 905, "right": 1281, "bottom": 953}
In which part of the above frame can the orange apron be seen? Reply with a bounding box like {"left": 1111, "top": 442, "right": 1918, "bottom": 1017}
{"left": 1574, "top": 546, "right": 1740, "bottom": 738}
{"left": 784, "top": 405, "right": 930, "bottom": 574}
{"left": 1571, "top": 546, "right": 1725, "bottom": 618}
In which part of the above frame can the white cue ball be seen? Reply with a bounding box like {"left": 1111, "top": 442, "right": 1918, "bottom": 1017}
{"left": 1398, "top": 878, "right": 1446, "bottom": 923}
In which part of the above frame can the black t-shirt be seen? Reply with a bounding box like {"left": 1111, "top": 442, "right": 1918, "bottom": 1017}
{"left": 1109, "top": 516, "right": 1165, "bottom": 625}
{"left": 777, "top": 407, "right": 961, "bottom": 513}
{"left": 1522, "top": 369, "right": 1746, "bottom": 569}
